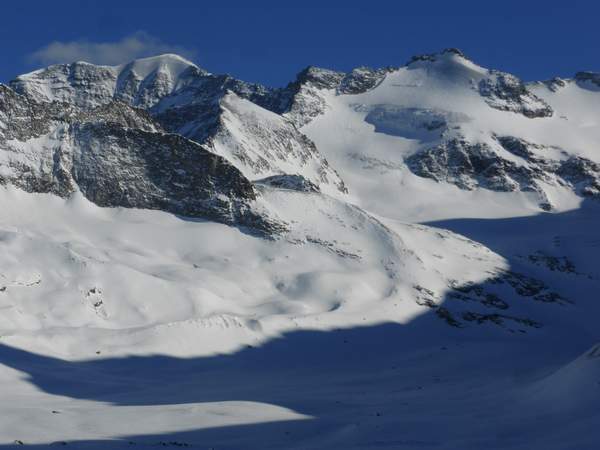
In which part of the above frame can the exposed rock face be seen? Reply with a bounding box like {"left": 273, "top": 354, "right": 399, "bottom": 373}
{"left": 210, "top": 93, "right": 347, "bottom": 194}
{"left": 0, "top": 84, "right": 64, "bottom": 141}
{"left": 156, "top": 91, "right": 347, "bottom": 194}
{"left": 11, "top": 55, "right": 347, "bottom": 195}
{"left": 0, "top": 83, "right": 158, "bottom": 142}
{"left": 496, "top": 136, "right": 600, "bottom": 198}
{"left": 478, "top": 71, "right": 553, "bottom": 118}
{"left": 10, "top": 54, "right": 206, "bottom": 110}
{"left": 406, "top": 137, "right": 548, "bottom": 193}
{"left": 70, "top": 124, "right": 274, "bottom": 231}
{"left": 416, "top": 263, "right": 570, "bottom": 331}
{"left": 494, "top": 135, "right": 541, "bottom": 159}
{"left": 407, "top": 134, "right": 600, "bottom": 209}
{"left": 151, "top": 71, "right": 275, "bottom": 115}
{"left": 338, "top": 66, "right": 394, "bottom": 94}
{"left": 115, "top": 63, "right": 208, "bottom": 109}
{"left": 269, "top": 65, "right": 396, "bottom": 127}
{"left": 76, "top": 101, "right": 160, "bottom": 132}
{"left": 0, "top": 85, "right": 281, "bottom": 234}
{"left": 291, "top": 66, "right": 346, "bottom": 91}
{"left": 257, "top": 174, "right": 320, "bottom": 193}
{"left": 541, "top": 77, "right": 568, "bottom": 92}
{"left": 270, "top": 66, "right": 345, "bottom": 127}
{"left": 10, "top": 61, "right": 119, "bottom": 109}
{"left": 555, "top": 156, "right": 600, "bottom": 197}
{"left": 407, "top": 47, "right": 467, "bottom": 64}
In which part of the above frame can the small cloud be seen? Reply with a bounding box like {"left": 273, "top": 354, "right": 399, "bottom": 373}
{"left": 27, "top": 31, "right": 196, "bottom": 66}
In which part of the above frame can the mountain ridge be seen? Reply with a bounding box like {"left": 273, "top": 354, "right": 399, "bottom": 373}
{"left": 5, "top": 48, "right": 600, "bottom": 221}
{"left": 1, "top": 48, "right": 600, "bottom": 449}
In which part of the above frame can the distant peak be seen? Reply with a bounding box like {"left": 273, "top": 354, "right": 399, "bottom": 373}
{"left": 407, "top": 48, "right": 469, "bottom": 65}
{"left": 15, "top": 53, "right": 203, "bottom": 82}
{"left": 294, "top": 65, "right": 345, "bottom": 89}
{"left": 111, "top": 54, "right": 210, "bottom": 99}
{"left": 575, "top": 71, "right": 600, "bottom": 87}
{"left": 117, "top": 53, "right": 205, "bottom": 77}
{"left": 9, "top": 52, "right": 206, "bottom": 110}
{"left": 442, "top": 48, "right": 467, "bottom": 57}
{"left": 297, "top": 65, "right": 344, "bottom": 79}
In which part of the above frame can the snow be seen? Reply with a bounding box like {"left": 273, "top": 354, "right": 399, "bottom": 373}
{"left": 0, "top": 187, "right": 419, "bottom": 354}
{"left": 11, "top": 54, "right": 202, "bottom": 109}
{"left": 301, "top": 55, "right": 600, "bottom": 221}
{"left": 1, "top": 182, "right": 599, "bottom": 448}
{"left": 115, "top": 53, "right": 199, "bottom": 81}
{"left": 2, "top": 51, "right": 600, "bottom": 449}
{"left": 211, "top": 92, "right": 346, "bottom": 196}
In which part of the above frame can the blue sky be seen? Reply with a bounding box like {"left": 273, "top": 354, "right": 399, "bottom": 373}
{"left": 2, "top": 0, "right": 598, "bottom": 87}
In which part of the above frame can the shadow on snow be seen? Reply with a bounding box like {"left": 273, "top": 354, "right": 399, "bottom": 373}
{"left": 1, "top": 200, "right": 600, "bottom": 448}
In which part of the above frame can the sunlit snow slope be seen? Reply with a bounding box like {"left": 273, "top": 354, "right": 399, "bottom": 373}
{"left": 302, "top": 49, "right": 600, "bottom": 221}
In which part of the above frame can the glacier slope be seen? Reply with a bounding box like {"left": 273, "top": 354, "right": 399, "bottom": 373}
{"left": 302, "top": 50, "right": 600, "bottom": 221}
{"left": 1, "top": 186, "right": 599, "bottom": 449}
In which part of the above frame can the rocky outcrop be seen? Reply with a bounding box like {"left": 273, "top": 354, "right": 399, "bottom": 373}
{"left": 540, "top": 77, "right": 568, "bottom": 92}
{"left": 70, "top": 123, "right": 275, "bottom": 231}
{"left": 406, "top": 137, "right": 549, "bottom": 194}
{"left": 0, "top": 85, "right": 282, "bottom": 235}
{"left": 407, "top": 47, "right": 467, "bottom": 64}
{"left": 555, "top": 156, "right": 600, "bottom": 197}
{"left": 0, "top": 84, "right": 64, "bottom": 141}
{"left": 209, "top": 93, "right": 347, "bottom": 193}
{"left": 257, "top": 174, "right": 320, "bottom": 193}
{"left": 10, "top": 61, "right": 119, "bottom": 109}
{"left": 268, "top": 66, "right": 344, "bottom": 127}
{"left": 478, "top": 71, "right": 553, "bottom": 118}
{"left": 10, "top": 54, "right": 204, "bottom": 110}
{"left": 407, "top": 134, "right": 600, "bottom": 209}
{"left": 155, "top": 90, "right": 347, "bottom": 194}
{"left": 271, "top": 65, "right": 395, "bottom": 127}
{"left": 10, "top": 56, "right": 347, "bottom": 195}
{"left": 338, "top": 66, "right": 395, "bottom": 94}
{"left": 496, "top": 136, "right": 600, "bottom": 197}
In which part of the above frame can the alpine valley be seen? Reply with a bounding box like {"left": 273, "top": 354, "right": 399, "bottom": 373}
{"left": 0, "top": 49, "right": 599, "bottom": 449}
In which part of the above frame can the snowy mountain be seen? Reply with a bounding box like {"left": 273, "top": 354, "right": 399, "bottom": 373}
{"left": 10, "top": 54, "right": 203, "bottom": 109}
{"left": 298, "top": 48, "right": 600, "bottom": 220}
{"left": 0, "top": 84, "right": 280, "bottom": 234}
{"left": 11, "top": 55, "right": 347, "bottom": 195}
{"left": 1, "top": 50, "right": 599, "bottom": 449}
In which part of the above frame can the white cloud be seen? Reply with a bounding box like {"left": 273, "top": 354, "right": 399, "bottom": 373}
{"left": 27, "top": 31, "right": 196, "bottom": 66}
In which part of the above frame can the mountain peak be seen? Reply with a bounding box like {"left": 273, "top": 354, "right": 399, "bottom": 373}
{"left": 116, "top": 53, "right": 204, "bottom": 77}
{"left": 575, "top": 71, "right": 600, "bottom": 87}
{"left": 128, "top": 53, "right": 196, "bottom": 65}
{"left": 294, "top": 65, "right": 345, "bottom": 90}
{"left": 407, "top": 48, "right": 470, "bottom": 65}
{"left": 10, "top": 53, "right": 206, "bottom": 109}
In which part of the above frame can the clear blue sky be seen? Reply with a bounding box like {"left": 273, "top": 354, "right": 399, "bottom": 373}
{"left": 2, "top": 0, "right": 598, "bottom": 87}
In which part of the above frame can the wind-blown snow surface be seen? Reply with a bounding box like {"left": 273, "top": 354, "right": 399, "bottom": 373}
{"left": 1, "top": 50, "right": 600, "bottom": 449}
